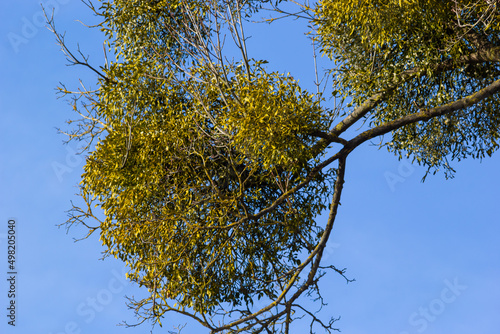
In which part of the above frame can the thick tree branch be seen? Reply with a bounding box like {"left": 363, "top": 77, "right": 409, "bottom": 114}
{"left": 328, "top": 45, "right": 500, "bottom": 140}
{"left": 346, "top": 77, "right": 500, "bottom": 151}
{"left": 213, "top": 157, "right": 347, "bottom": 333}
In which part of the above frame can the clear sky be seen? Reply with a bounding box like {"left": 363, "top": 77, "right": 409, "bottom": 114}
{"left": 1, "top": 1, "right": 499, "bottom": 334}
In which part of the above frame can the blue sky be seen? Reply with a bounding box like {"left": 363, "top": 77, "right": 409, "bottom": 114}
{"left": 1, "top": 1, "right": 499, "bottom": 334}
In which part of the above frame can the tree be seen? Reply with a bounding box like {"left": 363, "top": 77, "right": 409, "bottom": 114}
{"left": 51, "top": 0, "right": 500, "bottom": 333}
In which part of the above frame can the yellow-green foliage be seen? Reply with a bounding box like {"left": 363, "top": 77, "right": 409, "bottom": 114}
{"left": 316, "top": 0, "right": 500, "bottom": 174}
{"left": 64, "top": 0, "right": 500, "bottom": 324}
{"left": 217, "top": 65, "right": 325, "bottom": 169}
{"left": 82, "top": 52, "right": 332, "bottom": 312}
